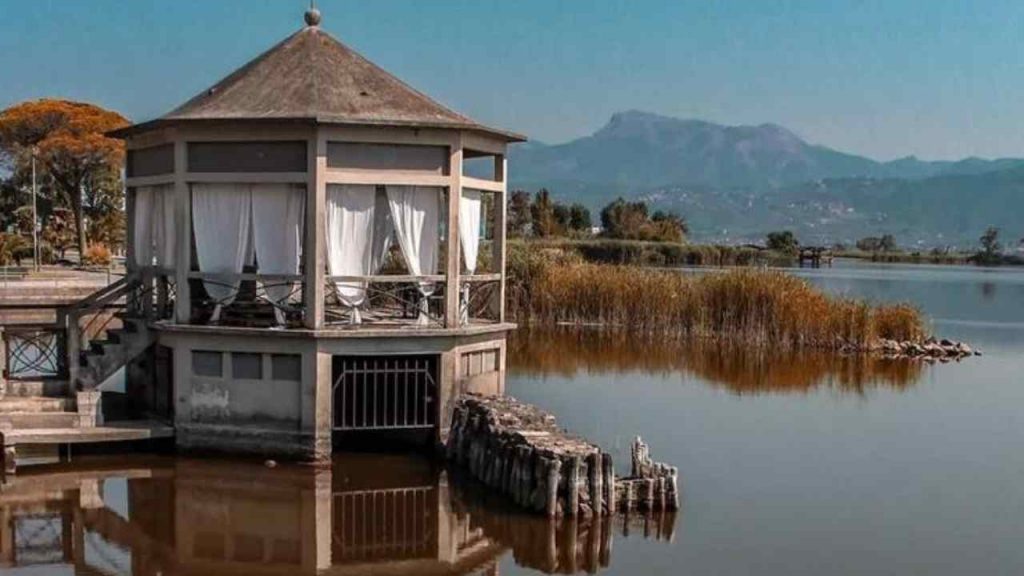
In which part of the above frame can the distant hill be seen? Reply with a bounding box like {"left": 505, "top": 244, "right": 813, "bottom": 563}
{"left": 509, "top": 111, "right": 1024, "bottom": 246}
{"left": 641, "top": 169, "right": 1024, "bottom": 247}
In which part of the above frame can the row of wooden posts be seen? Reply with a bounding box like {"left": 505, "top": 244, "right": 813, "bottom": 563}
{"left": 446, "top": 395, "right": 679, "bottom": 517}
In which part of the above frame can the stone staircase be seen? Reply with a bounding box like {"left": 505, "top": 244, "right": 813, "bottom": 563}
{"left": 0, "top": 392, "right": 78, "bottom": 431}
{"left": 76, "top": 315, "right": 153, "bottom": 390}
{"left": 1, "top": 278, "right": 168, "bottom": 474}
{"left": 1, "top": 313, "right": 155, "bottom": 433}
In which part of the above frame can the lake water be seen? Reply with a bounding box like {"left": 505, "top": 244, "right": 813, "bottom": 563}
{"left": 3, "top": 260, "right": 1023, "bottom": 575}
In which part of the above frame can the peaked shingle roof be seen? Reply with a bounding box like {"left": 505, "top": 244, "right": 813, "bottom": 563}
{"left": 113, "top": 25, "right": 524, "bottom": 142}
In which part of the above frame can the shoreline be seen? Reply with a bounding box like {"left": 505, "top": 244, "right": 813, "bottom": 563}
{"left": 508, "top": 238, "right": 1024, "bottom": 269}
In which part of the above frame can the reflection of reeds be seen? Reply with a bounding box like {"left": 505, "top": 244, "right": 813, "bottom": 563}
{"left": 508, "top": 328, "right": 924, "bottom": 395}
{"left": 507, "top": 249, "right": 925, "bottom": 349}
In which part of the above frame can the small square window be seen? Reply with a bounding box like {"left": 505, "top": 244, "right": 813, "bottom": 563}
{"left": 232, "top": 353, "right": 263, "bottom": 380}
{"left": 192, "top": 351, "right": 223, "bottom": 377}
{"left": 272, "top": 354, "right": 301, "bottom": 382}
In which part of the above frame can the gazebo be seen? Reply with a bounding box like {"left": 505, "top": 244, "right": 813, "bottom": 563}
{"left": 108, "top": 6, "right": 524, "bottom": 460}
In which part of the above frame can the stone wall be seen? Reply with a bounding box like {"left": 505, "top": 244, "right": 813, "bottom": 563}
{"left": 446, "top": 395, "right": 679, "bottom": 517}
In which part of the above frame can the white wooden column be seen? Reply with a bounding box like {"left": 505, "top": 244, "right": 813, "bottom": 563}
{"left": 124, "top": 185, "right": 136, "bottom": 278}
{"left": 303, "top": 129, "right": 326, "bottom": 329}
{"left": 173, "top": 138, "right": 191, "bottom": 323}
{"left": 445, "top": 134, "right": 464, "bottom": 328}
{"left": 492, "top": 153, "right": 507, "bottom": 322}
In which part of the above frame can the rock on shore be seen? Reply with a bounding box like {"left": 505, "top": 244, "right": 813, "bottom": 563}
{"left": 872, "top": 337, "right": 980, "bottom": 360}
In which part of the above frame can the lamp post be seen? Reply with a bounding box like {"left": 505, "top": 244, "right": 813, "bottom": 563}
{"left": 31, "top": 147, "right": 39, "bottom": 271}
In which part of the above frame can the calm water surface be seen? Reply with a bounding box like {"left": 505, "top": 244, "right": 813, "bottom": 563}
{"left": 3, "top": 260, "right": 1022, "bottom": 575}
{"left": 506, "top": 260, "right": 1024, "bottom": 575}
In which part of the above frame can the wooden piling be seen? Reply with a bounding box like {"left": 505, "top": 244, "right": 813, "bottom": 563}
{"left": 567, "top": 456, "right": 581, "bottom": 517}
{"left": 545, "top": 458, "right": 561, "bottom": 517}
{"left": 447, "top": 396, "right": 679, "bottom": 519}
{"left": 602, "top": 453, "right": 615, "bottom": 515}
{"left": 589, "top": 451, "right": 603, "bottom": 517}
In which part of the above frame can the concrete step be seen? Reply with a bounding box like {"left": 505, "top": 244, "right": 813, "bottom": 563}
{"left": 4, "top": 420, "right": 174, "bottom": 446}
{"left": 88, "top": 340, "right": 123, "bottom": 358}
{"left": 0, "top": 411, "right": 79, "bottom": 429}
{"left": 1, "top": 379, "right": 71, "bottom": 398}
{"left": 76, "top": 319, "right": 154, "bottom": 390}
{"left": 0, "top": 397, "right": 75, "bottom": 414}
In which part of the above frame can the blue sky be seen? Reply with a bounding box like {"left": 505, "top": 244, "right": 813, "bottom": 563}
{"left": 2, "top": 0, "right": 1023, "bottom": 160}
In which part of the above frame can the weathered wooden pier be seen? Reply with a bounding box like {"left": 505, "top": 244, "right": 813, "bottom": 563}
{"left": 446, "top": 395, "right": 679, "bottom": 517}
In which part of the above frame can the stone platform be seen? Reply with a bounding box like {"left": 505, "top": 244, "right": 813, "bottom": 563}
{"left": 1, "top": 420, "right": 174, "bottom": 475}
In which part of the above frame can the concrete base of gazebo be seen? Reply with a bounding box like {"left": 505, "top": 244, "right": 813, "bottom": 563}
{"left": 144, "top": 323, "right": 513, "bottom": 460}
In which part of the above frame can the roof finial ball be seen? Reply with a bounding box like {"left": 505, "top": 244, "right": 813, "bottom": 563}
{"left": 304, "top": 1, "right": 322, "bottom": 27}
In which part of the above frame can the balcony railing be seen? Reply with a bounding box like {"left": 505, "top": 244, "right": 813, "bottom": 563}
{"left": 162, "top": 271, "right": 502, "bottom": 330}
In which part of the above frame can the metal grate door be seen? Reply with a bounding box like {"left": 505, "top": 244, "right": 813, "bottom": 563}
{"left": 332, "top": 356, "right": 438, "bottom": 431}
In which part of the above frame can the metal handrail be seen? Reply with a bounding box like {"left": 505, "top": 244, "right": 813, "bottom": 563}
{"left": 190, "top": 276, "right": 305, "bottom": 326}
{"left": 2, "top": 324, "right": 65, "bottom": 380}
{"left": 325, "top": 281, "right": 446, "bottom": 327}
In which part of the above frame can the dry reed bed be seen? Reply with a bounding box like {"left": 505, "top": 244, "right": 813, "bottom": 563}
{"left": 507, "top": 250, "right": 926, "bottom": 350}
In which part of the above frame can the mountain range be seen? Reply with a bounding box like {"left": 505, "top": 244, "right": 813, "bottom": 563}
{"left": 508, "top": 111, "right": 1024, "bottom": 247}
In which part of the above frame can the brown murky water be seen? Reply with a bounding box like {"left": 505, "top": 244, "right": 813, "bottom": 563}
{"left": 0, "top": 453, "right": 673, "bottom": 575}
{"left": 4, "top": 260, "right": 1024, "bottom": 575}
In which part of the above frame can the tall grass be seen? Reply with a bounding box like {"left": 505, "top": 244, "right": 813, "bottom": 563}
{"left": 507, "top": 247, "right": 926, "bottom": 349}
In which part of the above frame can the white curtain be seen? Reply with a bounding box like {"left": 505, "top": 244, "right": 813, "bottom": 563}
{"left": 252, "top": 184, "right": 305, "bottom": 325}
{"left": 153, "top": 185, "right": 176, "bottom": 268}
{"left": 133, "top": 187, "right": 154, "bottom": 267}
{"left": 386, "top": 186, "right": 441, "bottom": 325}
{"left": 192, "top": 183, "right": 252, "bottom": 323}
{"left": 459, "top": 189, "right": 483, "bottom": 323}
{"left": 134, "top": 185, "right": 175, "bottom": 269}
{"left": 326, "top": 184, "right": 377, "bottom": 324}
{"left": 371, "top": 187, "right": 394, "bottom": 273}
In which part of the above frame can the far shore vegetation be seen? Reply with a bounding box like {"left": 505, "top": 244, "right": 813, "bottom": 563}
{"left": 504, "top": 187, "right": 1023, "bottom": 269}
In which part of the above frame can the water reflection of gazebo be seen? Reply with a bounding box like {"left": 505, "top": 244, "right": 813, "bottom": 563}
{"left": 104, "top": 6, "right": 524, "bottom": 458}
{"left": 0, "top": 455, "right": 677, "bottom": 575}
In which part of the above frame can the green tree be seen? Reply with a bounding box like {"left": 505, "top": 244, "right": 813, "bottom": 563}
{"left": 856, "top": 237, "right": 879, "bottom": 252}
{"left": 979, "top": 227, "right": 1002, "bottom": 261}
{"left": 507, "top": 190, "right": 532, "bottom": 237}
{"left": 600, "top": 197, "right": 648, "bottom": 239}
{"left": 766, "top": 230, "right": 799, "bottom": 254}
{"left": 568, "top": 203, "right": 591, "bottom": 232}
{"left": 553, "top": 202, "right": 572, "bottom": 233}
{"left": 650, "top": 210, "right": 688, "bottom": 242}
{"left": 0, "top": 232, "right": 29, "bottom": 266}
{"left": 530, "top": 189, "right": 560, "bottom": 238}
{"left": 42, "top": 208, "right": 77, "bottom": 260}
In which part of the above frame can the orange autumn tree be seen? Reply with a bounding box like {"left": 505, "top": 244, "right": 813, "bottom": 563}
{"left": 0, "top": 99, "right": 129, "bottom": 258}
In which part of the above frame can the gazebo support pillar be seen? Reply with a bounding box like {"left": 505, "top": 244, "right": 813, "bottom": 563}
{"left": 304, "top": 131, "right": 326, "bottom": 329}
{"left": 492, "top": 154, "right": 507, "bottom": 322}
{"left": 173, "top": 138, "right": 191, "bottom": 324}
{"left": 445, "top": 135, "right": 463, "bottom": 328}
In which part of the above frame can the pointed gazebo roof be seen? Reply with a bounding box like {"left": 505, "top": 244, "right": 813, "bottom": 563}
{"left": 112, "top": 12, "right": 524, "bottom": 142}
